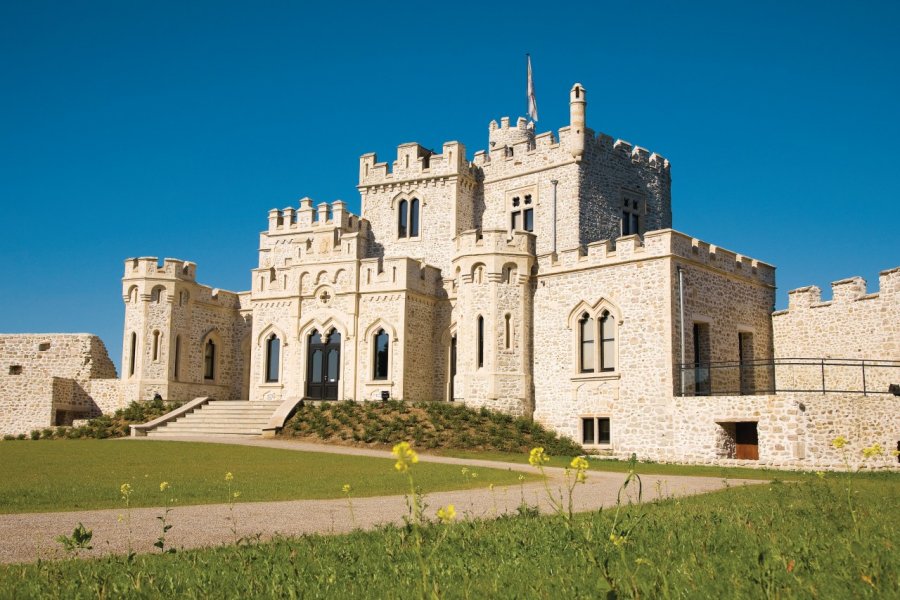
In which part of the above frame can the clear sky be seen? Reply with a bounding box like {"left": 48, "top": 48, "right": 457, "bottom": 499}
{"left": 1, "top": 1, "right": 898, "bottom": 372}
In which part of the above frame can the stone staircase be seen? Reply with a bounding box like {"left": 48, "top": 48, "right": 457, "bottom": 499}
{"left": 146, "top": 400, "right": 283, "bottom": 438}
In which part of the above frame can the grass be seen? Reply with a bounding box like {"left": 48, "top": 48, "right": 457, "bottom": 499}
{"left": 2, "top": 475, "right": 898, "bottom": 598}
{"left": 436, "top": 449, "right": 834, "bottom": 481}
{"left": 0, "top": 440, "right": 532, "bottom": 514}
{"left": 280, "top": 399, "right": 584, "bottom": 455}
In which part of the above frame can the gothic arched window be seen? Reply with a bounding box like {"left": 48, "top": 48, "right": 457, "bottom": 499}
{"left": 398, "top": 199, "right": 408, "bottom": 238}
{"left": 204, "top": 339, "right": 216, "bottom": 380}
{"left": 373, "top": 329, "right": 389, "bottom": 380}
{"left": 265, "top": 334, "right": 280, "bottom": 383}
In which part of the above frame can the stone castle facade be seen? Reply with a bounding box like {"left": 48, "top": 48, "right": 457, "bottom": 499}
{"left": 3, "top": 83, "right": 898, "bottom": 469}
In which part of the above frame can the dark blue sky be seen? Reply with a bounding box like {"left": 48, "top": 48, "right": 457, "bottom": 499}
{"left": 1, "top": 1, "right": 898, "bottom": 371}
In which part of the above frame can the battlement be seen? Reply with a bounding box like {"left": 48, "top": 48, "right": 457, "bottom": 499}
{"left": 782, "top": 266, "right": 900, "bottom": 310}
{"left": 453, "top": 228, "right": 536, "bottom": 258}
{"left": 358, "top": 256, "right": 443, "bottom": 296}
{"left": 123, "top": 257, "right": 196, "bottom": 281}
{"left": 266, "top": 198, "right": 365, "bottom": 235}
{"left": 535, "top": 229, "right": 774, "bottom": 286}
{"left": 358, "top": 141, "right": 476, "bottom": 187}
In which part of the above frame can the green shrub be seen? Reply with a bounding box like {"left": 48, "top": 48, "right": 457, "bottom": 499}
{"left": 29, "top": 430, "right": 40, "bottom": 441}
{"left": 40, "top": 428, "right": 54, "bottom": 440}
{"left": 2, "top": 434, "right": 14, "bottom": 441}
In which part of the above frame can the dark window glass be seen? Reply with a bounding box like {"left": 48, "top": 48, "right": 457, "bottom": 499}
{"left": 477, "top": 316, "right": 484, "bottom": 369}
{"left": 309, "top": 330, "right": 322, "bottom": 345}
{"left": 374, "top": 329, "right": 389, "bottom": 380}
{"left": 504, "top": 314, "right": 511, "bottom": 349}
{"left": 409, "top": 199, "right": 420, "bottom": 237}
{"left": 582, "top": 417, "right": 595, "bottom": 445}
{"left": 600, "top": 311, "right": 615, "bottom": 372}
{"left": 327, "top": 348, "right": 339, "bottom": 382}
{"left": 524, "top": 194, "right": 532, "bottom": 205}
{"left": 598, "top": 418, "right": 611, "bottom": 444}
{"left": 512, "top": 197, "right": 520, "bottom": 207}
{"left": 579, "top": 314, "right": 595, "bottom": 373}
{"left": 524, "top": 208, "right": 534, "bottom": 232}
{"left": 129, "top": 332, "right": 137, "bottom": 376}
{"left": 311, "top": 350, "right": 323, "bottom": 382}
{"left": 266, "top": 335, "right": 280, "bottom": 382}
{"left": 630, "top": 213, "right": 640, "bottom": 234}
{"left": 398, "top": 200, "right": 408, "bottom": 238}
{"left": 622, "top": 211, "right": 631, "bottom": 235}
{"left": 174, "top": 336, "right": 181, "bottom": 380}
{"left": 204, "top": 340, "right": 216, "bottom": 380}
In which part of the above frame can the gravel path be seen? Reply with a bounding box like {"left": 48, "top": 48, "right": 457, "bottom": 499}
{"left": 0, "top": 437, "right": 762, "bottom": 564}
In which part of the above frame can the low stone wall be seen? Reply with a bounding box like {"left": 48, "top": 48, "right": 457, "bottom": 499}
{"left": 671, "top": 392, "right": 900, "bottom": 470}
{"left": 0, "top": 334, "right": 120, "bottom": 435}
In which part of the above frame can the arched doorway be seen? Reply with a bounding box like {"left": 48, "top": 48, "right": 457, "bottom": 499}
{"left": 307, "top": 328, "right": 341, "bottom": 400}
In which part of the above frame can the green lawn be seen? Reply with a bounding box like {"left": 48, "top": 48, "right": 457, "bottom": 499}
{"left": 2, "top": 475, "right": 898, "bottom": 598}
{"left": 436, "top": 448, "right": 839, "bottom": 480}
{"left": 0, "top": 440, "right": 532, "bottom": 514}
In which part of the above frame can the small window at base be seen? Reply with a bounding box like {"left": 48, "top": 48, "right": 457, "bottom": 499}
{"left": 581, "top": 417, "right": 611, "bottom": 445}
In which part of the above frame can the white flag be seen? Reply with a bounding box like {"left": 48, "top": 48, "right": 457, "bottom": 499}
{"left": 527, "top": 54, "right": 538, "bottom": 122}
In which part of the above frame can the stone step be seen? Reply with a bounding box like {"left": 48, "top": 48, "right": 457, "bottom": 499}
{"left": 147, "top": 431, "right": 262, "bottom": 438}
{"left": 150, "top": 426, "right": 264, "bottom": 435}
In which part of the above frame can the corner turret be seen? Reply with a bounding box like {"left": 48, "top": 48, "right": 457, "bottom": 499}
{"left": 569, "top": 83, "right": 586, "bottom": 160}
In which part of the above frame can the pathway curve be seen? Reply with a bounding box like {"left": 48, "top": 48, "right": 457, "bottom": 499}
{"left": 0, "top": 436, "right": 761, "bottom": 564}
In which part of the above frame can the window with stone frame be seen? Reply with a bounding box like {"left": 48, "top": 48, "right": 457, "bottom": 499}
{"left": 621, "top": 194, "right": 644, "bottom": 236}
{"left": 204, "top": 339, "right": 216, "bottom": 380}
{"left": 265, "top": 333, "right": 281, "bottom": 383}
{"left": 581, "top": 416, "right": 611, "bottom": 445}
{"left": 577, "top": 309, "right": 617, "bottom": 373}
{"left": 373, "top": 329, "right": 389, "bottom": 380}
{"left": 510, "top": 194, "right": 534, "bottom": 232}
{"left": 397, "top": 198, "right": 421, "bottom": 239}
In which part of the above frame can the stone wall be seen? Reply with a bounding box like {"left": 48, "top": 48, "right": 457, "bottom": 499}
{"left": 0, "top": 334, "right": 120, "bottom": 435}
{"left": 671, "top": 393, "right": 900, "bottom": 470}
{"left": 772, "top": 267, "right": 900, "bottom": 394}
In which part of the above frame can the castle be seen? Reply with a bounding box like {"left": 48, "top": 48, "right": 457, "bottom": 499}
{"left": 2, "top": 83, "right": 898, "bottom": 469}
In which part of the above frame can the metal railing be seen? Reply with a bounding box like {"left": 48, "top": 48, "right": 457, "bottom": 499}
{"left": 674, "top": 357, "right": 900, "bottom": 397}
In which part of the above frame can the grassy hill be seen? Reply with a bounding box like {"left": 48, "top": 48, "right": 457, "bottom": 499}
{"left": 279, "top": 400, "right": 583, "bottom": 456}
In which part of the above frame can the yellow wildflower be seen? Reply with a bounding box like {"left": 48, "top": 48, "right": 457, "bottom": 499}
{"left": 489, "top": 483, "right": 494, "bottom": 491}
{"left": 436, "top": 504, "right": 456, "bottom": 523}
{"left": 528, "top": 447, "right": 549, "bottom": 467}
{"left": 517, "top": 474, "right": 525, "bottom": 482}
{"left": 815, "top": 471, "right": 826, "bottom": 480}
{"left": 471, "top": 472, "right": 478, "bottom": 479}
{"left": 342, "top": 484, "right": 351, "bottom": 494}
{"left": 892, "top": 450, "right": 900, "bottom": 457}
{"left": 609, "top": 533, "right": 626, "bottom": 547}
{"left": 570, "top": 456, "right": 590, "bottom": 471}
{"left": 392, "top": 441, "right": 418, "bottom": 472}
{"left": 862, "top": 443, "right": 883, "bottom": 459}
{"left": 120, "top": 483, "right": 132, "bottom": 497}
{"left": 159, "top": 481, "right": 170, "bottom": 492}
{"left": 225, "top": 472, "right": 234, "bottom": 482}
{"left": 460, "top": 467, "right": 469, "bottom": 476}
{"left": 831, "top": 436, "right": 848, "bottom": 450}
{"left": 233, "top": 491, "right": 241, "bottom": 499}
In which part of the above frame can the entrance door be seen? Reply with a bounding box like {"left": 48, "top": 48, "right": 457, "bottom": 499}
{"left": 306, "top": 329, "right": 341, "bottom": 400}
{"left": 735, "top": 422, "right": 759, "bottom": 460}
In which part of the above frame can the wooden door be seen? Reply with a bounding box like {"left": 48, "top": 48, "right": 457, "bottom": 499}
{"left": 735, "top": 422, "right": 759, "bottom": 460}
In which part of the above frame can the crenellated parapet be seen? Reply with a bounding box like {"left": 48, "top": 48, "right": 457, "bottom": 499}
{"left": 358, "top": 257, "right": 443, "bottom": 297}
{"left": 124, "top": 257, "right": 196, "bottom": 282}
{"left": 453, "top": 228, "right": 536, "bottom": 259}
{"left": 266, "top": 199, "right": 364, "bottom": 235}
{"left": 781, "top": 266, "right": 900, "bottom": 311}
{"left": 535, "top": 229, "right": 775, "bottom": 286}
{"left": 358, "top": 141, "right": 478, "bottom": 189}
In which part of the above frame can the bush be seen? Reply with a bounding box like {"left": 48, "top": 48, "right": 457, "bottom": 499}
{"left": 279, "top": 400, "right": 584, "bottom": 456}
{"left": 29, "top": 430, "right": 40, "bottom": 440}
{"left": 2, "top": 434, "right": 15, "bottom": 441}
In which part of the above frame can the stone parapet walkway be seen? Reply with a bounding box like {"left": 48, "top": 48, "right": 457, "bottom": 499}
{"left": 0, "top": 437, "right": 761, "bottom": 564}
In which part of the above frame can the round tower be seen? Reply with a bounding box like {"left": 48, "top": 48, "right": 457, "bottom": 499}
{"left": 569, "top": 83, "right": 586, "bottom": 160}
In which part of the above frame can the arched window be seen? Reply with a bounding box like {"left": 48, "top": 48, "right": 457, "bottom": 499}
{"left": 579, "top": 313, "right": 595, "bottom": 373}
{"left": 600, "top": 311, "right": 616, "bottom": 372}
{"left": 398, "top": 199, "right": 408, "bottom": 238}
{"left": 265, "top": 334, "right": 280, "bottom": 383}
{"left": 152, "top": 330, "right": 161, "bottom": 362}
{"left": 477, "top": 316, "right": 485, "bottom": 369}
{"left": 204, "top": 339, "right": 216, "bottom": 380}
{"left": 373, "top": 329, "right": 389, "bottom": 380}
{"left": 128, "top": 286, "right": 138, "bottom": 303}
{"left": 409, "top": 198, "right": 420, "bottom": 237}
{"left": 504, "top": 314, "right": 511, "bottom": 350}
{"left": 129, "top": 332, "right": 137, "bottom": 377}
{"left": 174, "top": 335, "right": 181, "bottom": 380}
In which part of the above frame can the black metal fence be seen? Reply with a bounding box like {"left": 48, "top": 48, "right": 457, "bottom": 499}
{"left": 674, "top": 358, "right": 900, "bottom": 397}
